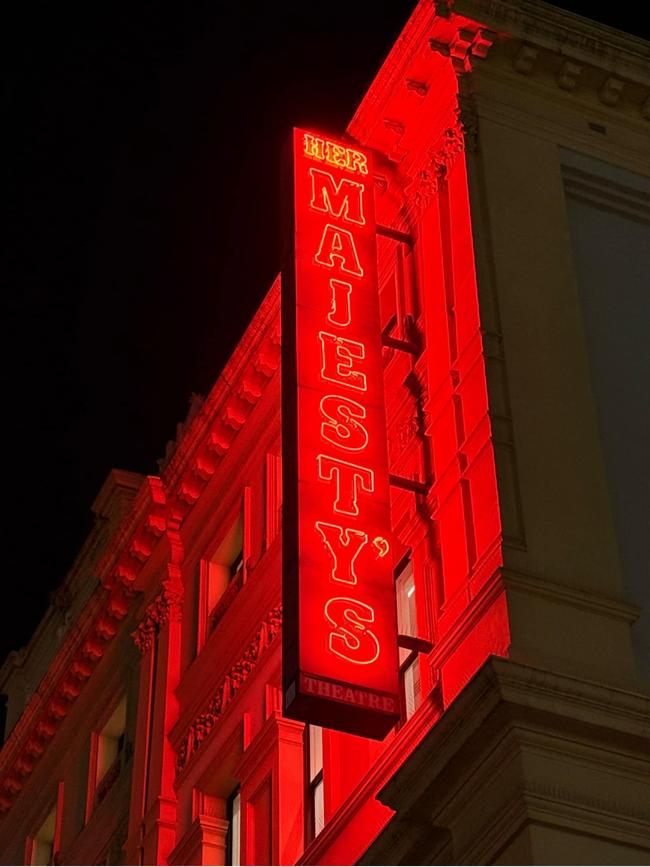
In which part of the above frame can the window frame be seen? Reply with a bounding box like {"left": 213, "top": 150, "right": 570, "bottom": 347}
{"left": 304, "top": 724, "right": 324, "bottom": 844}
{"left": 225, "top": 786, "right": 241, "bottom": 867}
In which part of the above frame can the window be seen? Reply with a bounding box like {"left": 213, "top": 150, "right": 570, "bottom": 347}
{"left": 396, "top": 559, "right": 421, "bottom": 721}
{"left": 89, "top": 697, "right": 127, "bottom": 814}
{"left": 28, "top": 793, "right": 60, "bottom": 867}
{"left": 205, "top": 513, "right": 244, "bottom": 634}
{"left": 305, "top": 725, "right": 324, "bottom": 842}
{"left": 226, "top": 787, "right": 241, "bottom": 867}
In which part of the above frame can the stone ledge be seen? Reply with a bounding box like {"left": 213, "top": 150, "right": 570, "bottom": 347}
{"left": 361, "top": 656, "right": 650, "bottom": 865}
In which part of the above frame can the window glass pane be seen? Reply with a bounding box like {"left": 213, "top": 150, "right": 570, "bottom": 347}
{"left": 32, "top": 806, "right": 56, "bottom": 866}
{"left": 313, "top": 778, "right": 325, "bottom": 837}
{"left": 404, "top": 657, "right": 421, "bottom": 720}
{"left": 396, "top": 560, "right": 416, "bottom": 636}
{"left": 96, "top": 697, "right": 127, "bottom": 785}
{"left": 308, "top": 725, "right": 323, "bottom": 782}
{"left": 229, "top": 790, "right": 241, "bottom": 867}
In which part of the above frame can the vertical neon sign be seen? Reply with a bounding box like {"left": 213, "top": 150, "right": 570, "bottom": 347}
{"left": 283, "top": 129, "right": 400, "bottom": 738}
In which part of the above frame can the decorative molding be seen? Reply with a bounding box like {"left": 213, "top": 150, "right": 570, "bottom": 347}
{"left": 0, "top": 586, "right": 135, "bottom": 812}
{"left": 599, "top": 76, "right": 625, "bottom": 106}
{"left": 430, "top": 27, "right": 495, "bottom": 75}
{"left": 404, "top": 125, "right": 465, "bottom": 215}
{"left": 513, "top": 43, "right": 538, "bottom": 75}
{"left": 562, "top": 163, "right": 650, "bottom": 225}
{"left": 456, "top": 80, "right": 479, "bottom": 152}
{"left": 175, "top": 606, "right": 282, "bottom": 777}
{"left": 0, "top": 286, "right": 283, "bottom": 816}
{"left": 168, "top": 302, "right": 281, "bottom": 523}
{"left": 557, "top": 60, "right": 582, "bottom": 91}
{"left": 502, "top": 567, "right": 640, "bottom": 625}
{"left": 132, "top": 585, "right": 184, "bottom": 655}
{"left": 450, "top": 0, "right": 650, "bottom": 86}
{"left": 369, "top": 656, "right": 650, "bottom": 865}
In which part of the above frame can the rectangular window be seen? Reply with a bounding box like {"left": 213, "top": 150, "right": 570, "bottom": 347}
{"left": 27, "top": 783, "right": 62, "bottom": 867}
{"left": 396, "top": 559, "right": 421, "bottom": 721}
{"left": 204, "top": 511, "right": 245, "bottom": 636}
{"left": 305, "top": 725, "right": 324, "bottom": 842}
{"left": 87, "top": 697, "right": 127, "bottom": 819}
{"left": 226, "top": 787, "right": 241, "bottom": 867}
{"left": 30, "top": 807, "right": 55, "bottom": 866}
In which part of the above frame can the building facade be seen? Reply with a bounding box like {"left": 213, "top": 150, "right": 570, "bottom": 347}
{"left": 1, "top": 0, "right": 648, "bottom": 864}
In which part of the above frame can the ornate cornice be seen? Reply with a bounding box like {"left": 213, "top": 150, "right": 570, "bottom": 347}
{"left": 132, "top": 585, "right": 184, "bottom": 655}
{"left": 449, "top": 0, "right": 650, "bottom": 86}
{"left": 165, "top": 279, "right": 281, "bottom": 524}
{"left": 456, "top": 76, "right": 479, "bottom": 151}
{"left": 0, "top": 479, "right": 168, "bottom": 813}
{"left": 175, "top": 605, "right": 282, "bottom": 777}
{"left": 96, "top": 476, "right": 168, "bottom": 592}
{"left": 0, "top": 283, "right": 282, "bottom": 816}
{"left": 0, "top": 584, "right": 135, "bottom": 812}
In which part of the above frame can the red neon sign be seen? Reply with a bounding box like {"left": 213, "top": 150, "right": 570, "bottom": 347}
{"left": 282, "top": 129, "right": 399, "bottom": 738}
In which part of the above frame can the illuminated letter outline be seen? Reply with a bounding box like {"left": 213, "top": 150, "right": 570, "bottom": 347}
{"left": 319, "top": 394, "right": 369, "bottom": 452}
{"left": 324, "top": 597, "right": 380, "bottom": 665}
{"left": 309, "top": 168, "right": 366, "bottom": 226}
{"left": 319, "top": 331, "right": 367, "bottom": 392}
{"left": 315, "top": 224, "right": 363, "bottom": 277}
{"left": 317, "top": 454, "right": 375, "bottom": 516}
{"left": 328, "top": 279, "right": 352, "bottom": 327}
{"left": 315, "top": 521, "right": 369, "bottom": 585}
{"left": 303, "top": 132, "right": 324, "bottom": 161}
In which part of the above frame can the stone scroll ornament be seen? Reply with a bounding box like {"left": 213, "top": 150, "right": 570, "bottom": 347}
{"left": 132, "top": 584, "right": 183, "bottom": 655}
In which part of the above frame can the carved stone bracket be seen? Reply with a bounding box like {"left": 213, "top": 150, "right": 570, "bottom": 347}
{"left": 175, "top": 605, "right": 282, "bottom": 776}
{"left": 430, "top": 27, "right": 495, "bottom": 74}
{"left": 456, "top": 80, "right": 479, "bottom": 152}
{"left": 405, "top": 125, "right": 466, "bottom": 216}
{"left": 132, "top": 584, "right": 183, "bottom": 655}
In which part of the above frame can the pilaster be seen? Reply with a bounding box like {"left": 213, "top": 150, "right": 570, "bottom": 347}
{"left": 125, "top": 581, "right": 183, "bottom": 865}
{"left": 235, "top": 711, "right": 305, "bottom": 866}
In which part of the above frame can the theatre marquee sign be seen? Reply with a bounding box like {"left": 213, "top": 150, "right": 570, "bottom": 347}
{"left": 282, "top": 129, "right": 399, "bottom": 738}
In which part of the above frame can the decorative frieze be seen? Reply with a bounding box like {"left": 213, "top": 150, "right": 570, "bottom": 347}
{"left": 175, "top": 606, "right": 282, "bottom": 776}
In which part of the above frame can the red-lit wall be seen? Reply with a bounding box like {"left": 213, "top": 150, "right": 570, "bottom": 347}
{"left": 0, "top": 3, "right": 509, "bottom": 864}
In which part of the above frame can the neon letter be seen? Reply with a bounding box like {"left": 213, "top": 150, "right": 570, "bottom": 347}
{"left": 303, "top": 133, "right": 324, "bottom": 161}
{"left": 315, "top": 224, "right": 363, "bottom": 276}
{"left": 315, "top": 522, "right": 368, "bottom": 585}
{"left": 328, "top": 279, "right": 352, "bottom": 327}
{"left": 324, "top": 141, "right": 348, "bottom": 169}
{"left": 346, "top": 149, "right": 368, "bottom": 175}
{"left": 317, "top": 454, "right": 374, "bottom": 516}
{"left": 310, "top": 169, "right": 365, "bottom": 225}
{"left": 324, "top": 597, "right": 380, "bottom": 665}
{"left": 320, "top": 395, "right": 368, "bottom": 451}
{"left": 319, "top": 332, "right": 367, "bottom": 391}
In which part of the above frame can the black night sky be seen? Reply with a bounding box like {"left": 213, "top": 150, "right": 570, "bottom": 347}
{"left": 3, "top": 1, "right": 646, "bottom": 663}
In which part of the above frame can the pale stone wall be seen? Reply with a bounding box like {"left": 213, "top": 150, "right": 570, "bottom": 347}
{"left": 364, "top": 0, "right": 650, "bottom": 862}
